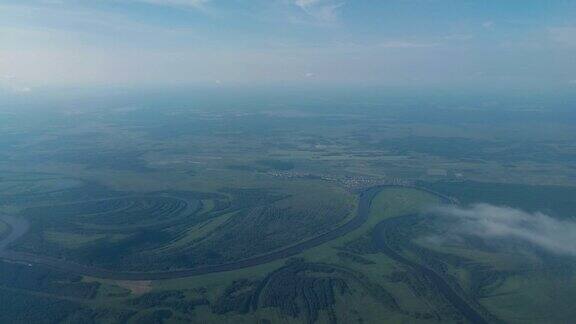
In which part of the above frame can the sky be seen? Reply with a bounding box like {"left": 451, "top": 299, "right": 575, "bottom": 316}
{"left": 1, "top": 0, "right": 575, "bottom": 91}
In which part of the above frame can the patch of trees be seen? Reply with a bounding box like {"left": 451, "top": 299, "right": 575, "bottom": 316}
{"left": 211, "top": 260, "right": 390, "bottom": 323}
{"left": 388, "top": 270, "right": 432, "bottom": 298}
{"left": 128, "top": 290, "right": 208, "bottom": 315}
{"left": 341, "top": 235, "right": 379, "bottom": 255}
{"left": 157, "top": 190, "right": 226, "bottom": 201}
{"left": 0, "top": 261, "right": 99, "bottom": 299}
{"left": 22, "top": 196, "right": 189, "bottom": 227}
{"left": 178, "top": 195, "right": 352, "bottom": 268}
{"left": 11, "top": 184, "right": 352, "bottom": 272}
{"left": 61, "top": 307, "right": 136, "bottom": 324}
{"left": 0, "top": 181, "right": 119, "bottom": 207}
{"left": 71, "top": 229, "right": 172, "bottom": 268}
{"left": 258, "top": 261, "right": 350, "bottom": 324}
{"left": 0, "top": 288, "right": 81, "bottom": 324}
{"left": 133, "top": 309, "right": 173, "bottom": 324}
{"left": 211, "top": 199, "right": 231, "bottom": 212}
{"left": 220, "top": 188, "right": 285, "bottom": 210}
{"left": 13, "top": 194, "right": 207, "bottom": 271}
{"left": 212, "top": 279, "right": 261, "bottom": 314}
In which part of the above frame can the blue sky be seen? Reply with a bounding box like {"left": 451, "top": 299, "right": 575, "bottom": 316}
{"left": 1, "top": 0, "right": 575, "bottom": 91}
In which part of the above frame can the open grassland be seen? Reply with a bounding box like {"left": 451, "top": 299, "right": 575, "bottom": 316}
{"left": 479, "top": 273, "right": 576, "bottom": 323}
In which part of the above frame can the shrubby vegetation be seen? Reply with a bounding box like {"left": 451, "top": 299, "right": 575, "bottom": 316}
{"left": 212, "top": 259, "right": 399, "bottom": 323}
{"left": 12, "top": 184, "right": 352, "bottom": 271}
{"left": 132, "top": 309, "right": 173, "bottom": 324}
{"left": 341, "top": 235, "right": 379, "bottom": 255}
{"left": 258, "top": 261, "right": 350, "bottom": 324}
{"left": 212, "top": 279, "right": 261, "bottom": 314}
{"left": 128, "top": 290, "right": 209, "bottom": 315}
{"left": 0, "top": 261, "right": 99, "bottom": 299}
{"left": 0, "top": 288, "right": 82, "bottom": 324}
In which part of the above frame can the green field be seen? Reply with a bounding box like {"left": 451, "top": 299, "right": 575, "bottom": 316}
{"left": 0, "top": 95, "right": 575, "bottom": 323}
{"left": 82, "top": 187, "right": 449, "bottom": 323}
{"left": 2, "top": 175, "right": 576, "bottom": 323}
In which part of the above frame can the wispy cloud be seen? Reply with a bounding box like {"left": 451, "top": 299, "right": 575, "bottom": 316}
{"left": 5, "top": 0, "right": 211, "bottom": 8}
{"left": 378, "top": 41, "right": 439, "bottom": 49}
{"left": 431, "top": 204, "right": 576, "bottom": 257}
{"left": 1, "top": 0, "right": 573, "bottom": 88}
{"left": 129, "top": 0, "right": 210, "bottom": 9}
{"left": 482, "top": 21, "right": 495, "bottom": 30}
{"left": 292, "top": 0, "right": 344, "bottom": 23}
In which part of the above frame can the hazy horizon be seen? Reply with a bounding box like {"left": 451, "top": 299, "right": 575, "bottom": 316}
{"left": 2, "top": 0, "right": 576, "bottom": 91}
{"left": 1, "top": 2, "right": 576, "bottom": 323}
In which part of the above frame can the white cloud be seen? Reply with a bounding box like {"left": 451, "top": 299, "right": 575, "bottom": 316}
{"left": 482, "top": 21, "right": 495, "bottom": 29}
{"left": 293, "top": 0, "right": 344, "bottom": 23}
{"left": 432, "top": 204, "right": 576, "bottom": 257}
{"left": 130, "top": 0, "right": 210, "bottom": 9}
{"left": 18, "top": 0, "right": 211, "bottom": 10}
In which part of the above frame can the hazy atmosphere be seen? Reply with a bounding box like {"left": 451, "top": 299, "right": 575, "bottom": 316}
{"left": 1, "top": 0, "right": 576, "bottom": 89}
{"left": 1, "top": 1, "right": 576, "bottom": 324}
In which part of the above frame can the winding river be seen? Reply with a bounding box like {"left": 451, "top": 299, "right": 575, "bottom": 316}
{"left": 0, "top": 186, "right": 489, "bottom": 323}
{"left": 372, "top": 216, "right": 488, "bottom": 324}
{"left": 0, "top": 186, "right": 381, "bottom": 281}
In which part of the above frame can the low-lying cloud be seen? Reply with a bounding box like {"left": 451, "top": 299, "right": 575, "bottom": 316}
{"left": 431, "top": 204, "right": 576, "bottom": 257}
